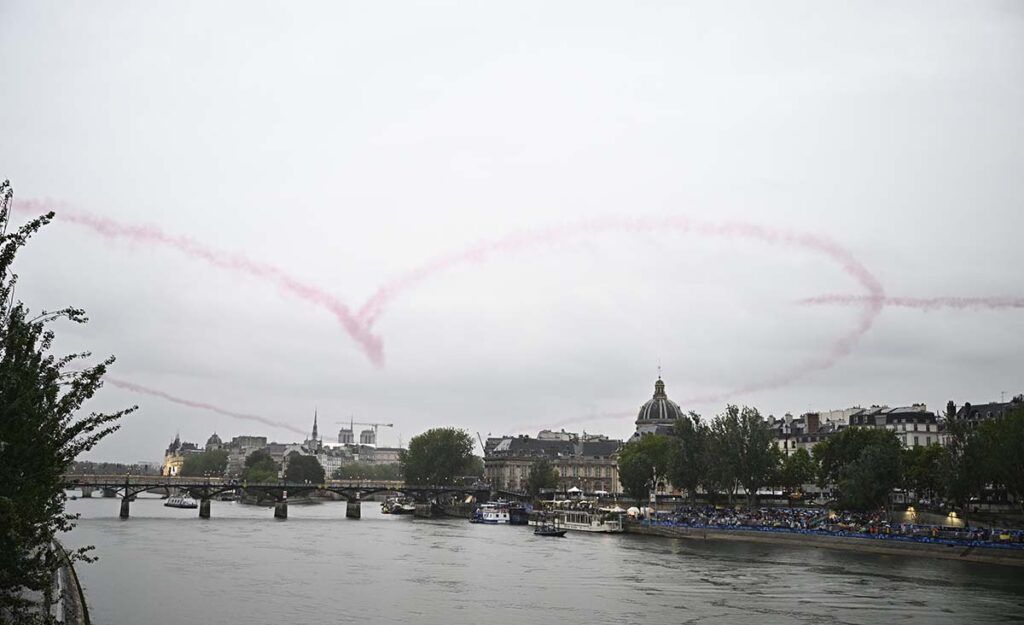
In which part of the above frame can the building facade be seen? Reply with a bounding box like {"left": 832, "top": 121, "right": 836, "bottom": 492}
{"left": 484, "top": 432, "right": 622, "bottom": 494}
{"left": 161, "top": 433, "right": 201, "bottom": 476}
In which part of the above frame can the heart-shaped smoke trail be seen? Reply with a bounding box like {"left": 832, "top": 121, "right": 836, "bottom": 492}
{"left": 20, "top": 198, "right": 891, "bottom": 429}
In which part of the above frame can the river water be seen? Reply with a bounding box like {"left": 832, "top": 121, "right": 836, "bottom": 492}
{"left": 64, "top": 496, "right": 1024, "bottom": 625}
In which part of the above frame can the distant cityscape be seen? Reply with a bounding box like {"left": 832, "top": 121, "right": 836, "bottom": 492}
{"left": 149, "top": 377, "right": 1023, "bottom": 497}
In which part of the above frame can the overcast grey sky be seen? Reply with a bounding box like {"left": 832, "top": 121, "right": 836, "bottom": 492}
{"left": 2, "top": 1, "right": 1022, "bottom": 462}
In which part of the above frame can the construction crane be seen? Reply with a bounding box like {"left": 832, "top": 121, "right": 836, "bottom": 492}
{"left": 335, "top": 418, "right": 394, "bottom": 445}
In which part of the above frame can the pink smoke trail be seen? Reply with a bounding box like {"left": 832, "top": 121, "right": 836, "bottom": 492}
{"left": 105, "top": 376, "right": 306, "bottom": 435}
{"left": 359, "top": 215, "right": 886, "bottom": 404}
{"left": 32, "top": 197, "right": 888, "bottom": 408}
{"left": 800, "top": 294, "right": 1024, "bottom": 310}
{"left": 18, "top": 199, "right": 384, "bottom": 366}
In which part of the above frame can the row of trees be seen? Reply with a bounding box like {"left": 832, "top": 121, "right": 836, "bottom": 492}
{"left": 616, "top": 403, "right": 1024, "bottom": 514}
{"left": 618, "top": 406, "right": 782, "bottom": 507}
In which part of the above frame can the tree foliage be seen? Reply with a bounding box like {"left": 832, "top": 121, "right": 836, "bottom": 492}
{"left": 813, "top": 427, "right": 902, "bottom": 510}
{"left": 0, "top": 181, "right": 133, "bottom": 622}
{"left": 283, "top": 452, "right": 325, "bottom": 483}
{"left": 179, "top": 450, "right": 229, "bottom": 477}
{"left": 526, "top": 458, "right": 558, "bottom": 496}
{"left": 780, "top": 448, "right": 815, "bottom": 494}
{"left": 400, "top": 428, "right": 475, "bottom": 486}
{"left": 667, "top": 412, "right": 710, "bottom": 501}
{"left": 242, "top": 449, "right": 278, "bottom": 482}
{"left": 901, "top": 444, "right": 947, "bottom": 500}
{"left": 616, "top": 434, "right": 673, "bottom": 502}
{"left": 332, "top": 462, "right": 401, "bottom": 481}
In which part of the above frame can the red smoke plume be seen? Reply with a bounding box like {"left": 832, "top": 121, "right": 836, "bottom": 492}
{"left": 800, "top": 294, "right": 1024, "bottom": 310}
{"left": 18, "top": 200, "right": 384, "bottom": 366}
{"left": 105, "top": 376, "right": 305, "bottom": 435}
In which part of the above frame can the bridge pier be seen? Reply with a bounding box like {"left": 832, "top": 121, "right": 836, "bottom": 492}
{"left": 414, "top": 502, "right": 433, "bottom": 518}
{"left": 346, "top": 500, "right": 361, "bottom": 519}
{"left": 199, "top": 499, "right": 211, "bottom": 519}
{"left": 80, "top": 486, "right": 94, "bottom": 498}
{"left": 102, "top": 488, "right": 117, "bottom": 498}
{"left": 119, "top": 497, "right": 130, "bottom": 519}
{"left": 274, "top": 501, "right": 287, "bottom": 520}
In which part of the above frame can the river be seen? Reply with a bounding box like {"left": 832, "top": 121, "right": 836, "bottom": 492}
{"left": 64, "top": 496, "right": 1024, "bottom": 625}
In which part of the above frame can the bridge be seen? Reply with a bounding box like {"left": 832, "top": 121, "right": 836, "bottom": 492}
{"left": 63, "top": 475, "right": 491, "bottom": 520}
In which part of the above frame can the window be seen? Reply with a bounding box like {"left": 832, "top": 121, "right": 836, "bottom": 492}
{"left": 914, "top": 436, "right": 919, "bottom": 447}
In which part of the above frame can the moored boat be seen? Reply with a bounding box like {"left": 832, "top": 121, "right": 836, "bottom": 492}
{"left": 530, "top": 507, "right": 624, "bottom": 533}
{"left": 470, "top": 500, "right": 530, "bottom": 524}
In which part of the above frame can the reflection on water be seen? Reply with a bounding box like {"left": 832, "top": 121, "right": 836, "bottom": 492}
{"left": 65, "top": 498, "right": 1024, "bottom": 625}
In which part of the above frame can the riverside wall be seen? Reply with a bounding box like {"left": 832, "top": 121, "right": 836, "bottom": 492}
{"left": 624, "top": 522, "right": 1024, "bottom": 568}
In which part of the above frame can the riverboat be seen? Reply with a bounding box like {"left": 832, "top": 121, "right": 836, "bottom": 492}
{"left": 530, "top": 508, "right": 624, "bottom": 533}
{"left": 470, "top": 501, "right": 530, "bottom": 525}
{"left": 164, "top": 495, "right": 198, "bottom": 509}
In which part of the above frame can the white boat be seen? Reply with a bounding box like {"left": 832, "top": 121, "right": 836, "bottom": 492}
{"left": 530, "top": 509, "right": 624, "bottom": 533}
{"left": 164, "top": 495, "right": 198, "bottom": 509}
{"left": 471, "top": 502, "right": 511, "bottom": 524}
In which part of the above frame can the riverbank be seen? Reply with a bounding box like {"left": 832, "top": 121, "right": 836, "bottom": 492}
{"left": 624, "top": 521, "right": 1024, "bottom": 567}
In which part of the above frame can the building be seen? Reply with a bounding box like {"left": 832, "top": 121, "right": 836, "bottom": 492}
{"left": 359, "top": 429, "right": 376, "bottom": 446}
{"left": 632, "top": 377, "right": 685, "bottom": 440}
{"left": 161, "top": 433, "right": 201, "bottom": 476}
{"left": 224, "top": 435, "right": 269, "bottom": 477}
{"left": 484, "top": 432, "right": 622, "bottom": 494}
{"left": 205, "top": 433, "right": 223, "bottom": 452}
{"left": 953, "top": 395, "right": 1023, "bottom": 429}
{"left": 849, "top": 404, "right": 940, "bottom": 448}
{"left": 770, "top": 412, "right": 842, "bottom": 457}
{"left": 338, "top": 427, "right": 354, "bottom": 444}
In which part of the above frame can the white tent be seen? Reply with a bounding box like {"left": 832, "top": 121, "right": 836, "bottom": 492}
{"left": 566, "top": 486, "right": 583, "bottom": 493}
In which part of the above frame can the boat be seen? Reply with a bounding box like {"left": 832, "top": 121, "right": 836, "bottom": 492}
{"left": 534, "top": 514, "right": 567, "bottom": 537}
{"left": 164, "top": 495, "right": 198, "bottom": 509}
{"left": 530, "top": 508, "right": 624, "bottom": 533}
{"left": 470, "top": 501, "right": 530, "bottom": 525}
{"left": 381, "top": 497, "right": 416, "bottom": 515}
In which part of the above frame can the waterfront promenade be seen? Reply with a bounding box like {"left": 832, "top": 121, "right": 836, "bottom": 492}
{"left": 626, "top": 506, "right": 1024, "bottom": 567}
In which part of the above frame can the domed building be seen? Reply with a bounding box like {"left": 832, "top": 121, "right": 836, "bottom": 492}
{"left": 632, "top": 377, "right": 684, "bottom": 440}
{"left": 205, "top": 432, "right": 223, "bottom": 451}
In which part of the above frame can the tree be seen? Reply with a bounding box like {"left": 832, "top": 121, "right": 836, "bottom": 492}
{"left": 667, "top": 412, "right": 710, "bottom": 502}
{"left": 526, "top": 458, "right": 558, "bottom": 496}
{"left": 902, "top": 444, "right": 947, "bottom": 501}
{"left": 710, "top": 405, "right": 780, "bottom": 507}
{"left": 839, "top": 442, "right": 902, "bottom": 511}
{"left": 0, "top": 180, "right": 133, "bottom": 622}
{"left": 400, "top": 428, "right": 475, "bottom": 486}
{"left": 780, "top": 448, "right": 815, "bottom": 496}
{"left": 616, "top": 435, "right": 673, "bottom": 503}
{"left": 943, "top": 419, "right": 986, "bottom": 525}
{"left": 813, "top": 427, "right": 902, "bottom": 511}
{"left": 466, "top": 455, "right": 485, "bottom": 478}
{"left": 283, "top": 452, "right": 325, "bottom": 483}
{"left": 179, "top": 450, "right": 229, "bottom": 477}
{"left": 243, "top": 450, "right": 279, "bottom": 482}
{"left": 974, "top": 404, "right": 1024, "bottom": 511}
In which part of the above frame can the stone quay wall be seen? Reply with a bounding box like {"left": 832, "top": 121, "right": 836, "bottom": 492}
{"left": 624, "top": 521, "right": 1024, "bottom": 568}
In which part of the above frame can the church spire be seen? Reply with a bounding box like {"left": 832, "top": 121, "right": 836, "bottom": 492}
{"left": 312, "top": 409, "right": 319, "bottom": 440}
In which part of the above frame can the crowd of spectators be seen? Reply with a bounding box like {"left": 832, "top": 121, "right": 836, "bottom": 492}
{"left": 638, "top": 505, "right": 1024, "bottom": 549}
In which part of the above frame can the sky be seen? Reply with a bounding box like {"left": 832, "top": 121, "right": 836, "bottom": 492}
{"left": 1, "top": 1, "right": 1022, "bottom": 462}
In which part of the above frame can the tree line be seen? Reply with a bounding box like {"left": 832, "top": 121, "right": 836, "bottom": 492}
{"left": 615, "top": 402, "right": 1024, "bottom": 514}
